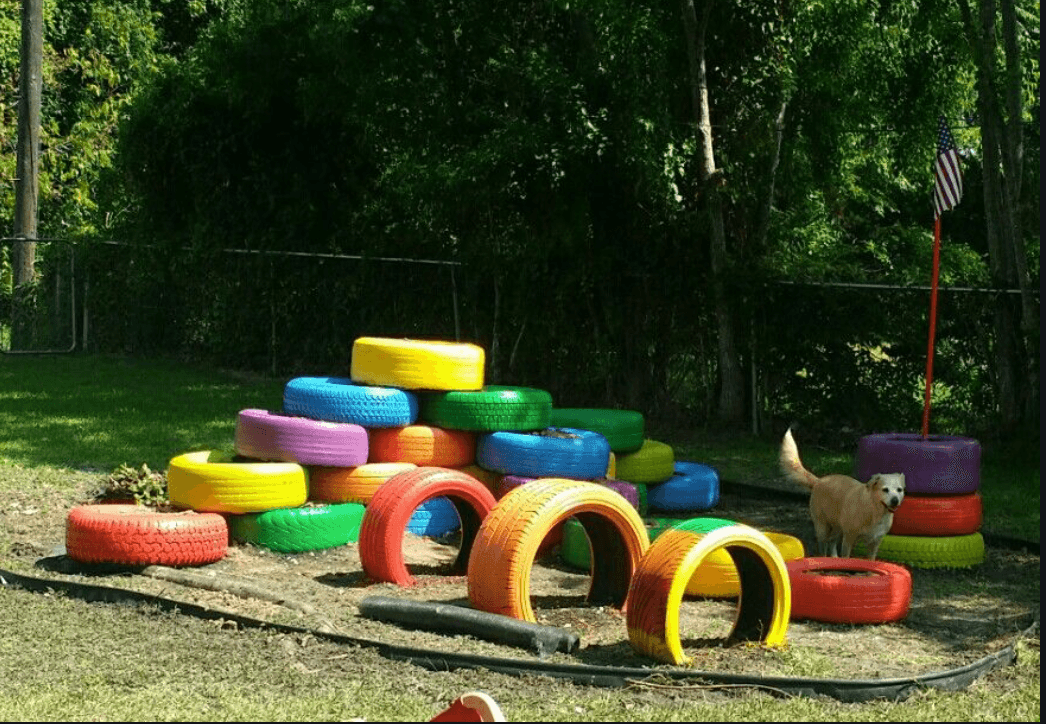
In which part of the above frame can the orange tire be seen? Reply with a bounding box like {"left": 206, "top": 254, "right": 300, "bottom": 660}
{"left": 308, "top": 463, "right": 417, "bottom": 504}
{"left": 358, "top": 467, "right": 497, "bottom": 586}
{"left": 66, "top": 504, "right": 228, "bottom": 566}
{"left": 369, "top": 425, "right": 477, "bottom": 467}
{"left": 467, "top": 479, "right": 649, "bottom": 623}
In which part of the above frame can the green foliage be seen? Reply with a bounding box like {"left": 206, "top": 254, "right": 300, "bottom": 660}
{"left": 95, "top": 462, "right": 168, "bottom": 506}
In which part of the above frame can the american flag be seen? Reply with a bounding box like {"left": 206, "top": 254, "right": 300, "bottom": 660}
{"left": 933, "top": 115, "right": 963, "bottom": 217}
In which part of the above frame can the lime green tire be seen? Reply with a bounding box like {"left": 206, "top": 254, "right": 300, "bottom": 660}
{"left": 227, "top": 503, "right": 366, "bottom": 553}
{"left": 855, "top": 532, "right": 985, "bottom": 568}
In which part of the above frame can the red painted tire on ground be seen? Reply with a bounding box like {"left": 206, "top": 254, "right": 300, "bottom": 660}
{"left": 358, "top": 467, "right": 496, "bottom": 586}
{"left": 890, "top": 492, "right": 982, "bottom": 536}
{"left": 66, "top": 504, "right": 228, "bottom": 566}
{"left": 855, "top": 433, "right": 980, "bottom": 495}
{"left": 234, "top": 409, "right": 369, "bottom": 467}
{"left": 369, "top": 425, "right": 477, "bottom": 467}
{"left": 787, "top": 557, "right": 912, "bottom": 624}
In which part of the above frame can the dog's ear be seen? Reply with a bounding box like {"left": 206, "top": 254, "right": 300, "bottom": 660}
{"left": 867, "top": 474, "right": 881, "bottom": 487}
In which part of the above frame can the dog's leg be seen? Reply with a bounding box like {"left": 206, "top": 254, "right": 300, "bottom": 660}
{"left": 864, "top": 538, "right": 881, "bottom": 561}
{"left": 840, "top": 535, "right": 855, "bottom": 558}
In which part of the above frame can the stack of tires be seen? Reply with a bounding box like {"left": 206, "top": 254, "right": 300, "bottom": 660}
{"left": 853, "top": 433, "right": 985, "bottom": 568}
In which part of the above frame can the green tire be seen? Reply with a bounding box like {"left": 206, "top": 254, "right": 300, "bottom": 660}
{"left": 419, "top": 386, "right": 553, "bottom": 432}
{"left": 228, "top": 503, "right": 366, "bottom": 554}
{"left": 855, "top": 532, "right": 985, "bottom": 569}
{"left": 547, "top": 408, "right": 644, "bottom": 453}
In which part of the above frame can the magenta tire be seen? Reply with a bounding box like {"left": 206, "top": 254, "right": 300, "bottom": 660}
{"left": 234, "top": 408, "right": 369, "bottom": 467}
{"left": 855, "top": 433, "right": 980, "bottom": 495}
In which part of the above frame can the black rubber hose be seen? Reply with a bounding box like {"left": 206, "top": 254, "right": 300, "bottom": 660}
{"left": 358, "top": 595, "right": 580, "bottom": 657}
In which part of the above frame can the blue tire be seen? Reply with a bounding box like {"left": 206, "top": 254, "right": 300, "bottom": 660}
{"left": 283, "top": 377, "right": 419, "bottom": 427}
{"left": 646, "top": 461, "right": 720, "bottom": 513}
{"left": 406, "top": 496, "right": 461, "bottom": 537}
{"left": 475, "top": 428, "right": 611, "bottom": 479}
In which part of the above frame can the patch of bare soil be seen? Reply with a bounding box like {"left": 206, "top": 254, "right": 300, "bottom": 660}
{"left": 1, "top": 478, "right": 1039, "bottom": 684}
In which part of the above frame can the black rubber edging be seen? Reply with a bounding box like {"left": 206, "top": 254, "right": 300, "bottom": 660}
{"left": 718, "top": 478, "right": 1041, "bottom": 555}
{"left": 358, "top": 595, "right": 579, "bottom": 658}
{"left": 0, "top": 565, "right": 1034, "bottom": 704}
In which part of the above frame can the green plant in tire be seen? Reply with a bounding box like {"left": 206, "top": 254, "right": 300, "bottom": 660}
{"left": 95, "top": 463, "right": 169, "bottom": 507}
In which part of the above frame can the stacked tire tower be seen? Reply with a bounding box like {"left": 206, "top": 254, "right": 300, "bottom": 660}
{"left": 853, "top": 433, "right": 985, "bottom": 568}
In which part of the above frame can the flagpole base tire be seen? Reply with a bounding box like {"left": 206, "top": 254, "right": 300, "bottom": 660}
{"left": 358, "top": 467, "right": 497, "bottom": 586}
{"left": 351, "top": 337, "right": 486, "bottom": 391}
{"left": 646, "top": 461, "right": 720, "bottom": 513}
{"left": 890, "top": 492, "right": 983, "bottom": 536}
{"left": 786, "top": 557, "right": 912, "bottom": 624}
{"left": 855, "top": 433, "right": 981, "bottom": 495}
{"left": 308, "top": 463, "right": 418, "bottom": 504}
{"left": 613, "top": 439, "right": 675, "bottom": 485}
{"left": 234, "top": 409, "right": 369, "bottom": 467}
{"left": 625, "top": 518, "right": 791, "bottom": 666}
{"left": 66, "top": 505, "right": 228, "bottom": 566}
{"left": 854, "top": 532, "right": 985, "bottom": 568}
{"left": 166, "top": 451, "right": 308, "bottom": 514}
{"left": 282, "top": 377, "right": 419, "bottom": 427}
{"left": 419, "top": 386, "right": 553, "bottom": 432}
{"left": 476, "top": 428, "right": 610, "bottom": 479}
{"left": 546, "top": 408, "right": 645, "bottom": 453}
{"left": 369, "top": 425, "right": 477, "bottom": 468}
{"left": 468, "top": 479, "right": 650, "bottom": 623}
{"left": 227, "top": 503, "right": 366, "bottom": 553}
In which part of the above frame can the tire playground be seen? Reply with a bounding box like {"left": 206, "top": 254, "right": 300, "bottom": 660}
{"left": 34, "top": 336, "right": 1035, "bottom": 703}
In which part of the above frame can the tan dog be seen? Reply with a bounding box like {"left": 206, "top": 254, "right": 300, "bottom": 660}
{"left": 779, "top": 428, "right": 905, "bottom": 560}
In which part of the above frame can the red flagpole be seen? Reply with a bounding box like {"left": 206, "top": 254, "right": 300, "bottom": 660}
{"left": 921, "top": 215, "right": 942, "bottom": 438}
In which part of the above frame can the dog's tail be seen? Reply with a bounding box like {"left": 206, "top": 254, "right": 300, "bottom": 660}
{"left": 779, "top": 428, "right": 820, "bottom": 490}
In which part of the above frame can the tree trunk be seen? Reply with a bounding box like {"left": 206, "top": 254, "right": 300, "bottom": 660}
{"left": 681, "top": 0, "right": 745, "bottom": 427}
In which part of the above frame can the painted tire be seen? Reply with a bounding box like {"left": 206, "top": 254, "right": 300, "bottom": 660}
{"left": 452, "top": 464, "right": 498, "bottom": 493}
{"left": 476, "top": 428, "right": 610, "bottom": 479}
{"left": 358, "top": 467, "right": 496, "bottom": 586}
{"left": 350, "top": 337, "right": 485, "bottom": 391}
{"left": 282, "top": 376, "right": 418, "bottom": 427}
{"left": 614, "top": 439, "right": 675, "bottom": 484}
{"left": 625, "top": 518, "right": 791, "bottom": 665}
{"left": 646, "top": 461, "right": 720, "bottom": 513}
{"left": 307, "top": 463, "right": 417, "bottom": 504}
{"left": 406, "top": 496, "right": 461, "bottom": 537}
{"left": 546, "top": 408, "right": 645, "bottom": 453}
{"left": 227, "top": 503, "right": 366, "bottom": 553}
{"left": 787, "top": 557, "right": 912, "bottom": 624}
{"left": 468, "top": 479, "right": 649, "bottom": 623}
{"left": 369, "top": 425, "right": 476, "bottom": 467}
{"left": 234, "top": 409, "right": 368, "bottom": 467}
{"left": 890, "top": 493, "right": 983, "bottom": 536}
{"left": 419, "top": 386, "right": 553, "bottom": 432}
{"left": 855, "top": 433, "right": 981, "bottom": 495}
{"left": 167, "top": 450, "right": 307, "bottom": 514}
{"left": 66, "top": 504, "right": 228, "bottom": 566}
{"left": 491, "top": 475, "right": 564, "bottom": 558}
{"left": 854, "top": 532, "right": 985, "bottom": 569}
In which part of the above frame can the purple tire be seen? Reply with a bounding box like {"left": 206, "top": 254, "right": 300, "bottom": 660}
{"left": 234, "top": 408, "right": 369, "bottom": 467}
{"left": 598, "top": 478, "right": 641, "bottom": 511}
{"left": 855, "top": 433, "right": 981, "bottom": 495}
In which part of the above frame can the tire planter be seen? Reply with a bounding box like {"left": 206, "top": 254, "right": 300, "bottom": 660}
{"left": 787, "top": 557, "right": 912, "bottom": 624}
{"left": 854, "top": 532, "right": 985, "bottom": 569}
{"left": 468, "top": 479, "right": 649, "bottom": 624}
{"left": 476, "top": 428, "right": 610, "bottom": 479}
{"left": 890, "top": 493, "right": 983, "bottom": 536}
{"left": 419, "top": 386, "right": 553, "bottom": 432}
{"left": 66, "top": 504, "right": 228, "bottom": 566}
{"left": 234, "top": 409, "right": 368, "bottom": 467}
{"left": 282, "top": 377, "right": 418, "bottom": 427}
{"left": 406, "top": 496, "right": 461, "bottom": 537}
{"left": 614, "top": 439, "right": 675, "bottom": 485}
{"left": 546, "top": 408, "right": 645, "bottom": 453}
{"left": 350, "top": 337, "right": 485, "bottom": 391}
{"left": 625, "top": 517, "right": 791, "bottom": 665}
{"left": 369, "top": 425, "right": 477, "bottom": 467}
{"left": 167, "top": 451, "right": 308, "bottom": 514}
{"left": 227, "top": 503, "right": 366, "bottom": 553}
{"left": 646, "top": 461, "right": 720, "bottom": 513}
{"left": 307, "top": 463, "right": 417, "bottom": 504}
{"left": 358, "top": 467, "right": 497, "bottom": 586}
{"left": 855, "top": 433, "right": 981, "bottom": 495}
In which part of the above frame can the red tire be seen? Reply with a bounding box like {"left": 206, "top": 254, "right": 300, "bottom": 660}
{"left": 66, "top": 504, "right": 228, "bottom": 567}
{"left": 787, "top": 557, "right": 912, "bottom": 624}
{"left": 358, "top": 467, "right": 496, "bottom": 586}
{"left": 890, "top": 492, "right": 982, "bottom": 536}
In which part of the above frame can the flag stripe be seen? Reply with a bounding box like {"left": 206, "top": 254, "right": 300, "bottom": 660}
{"left": 933, "top": 116, "right": 963, "bottom": 217}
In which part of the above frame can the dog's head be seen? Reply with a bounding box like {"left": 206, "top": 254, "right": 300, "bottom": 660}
{"left": 869, "top": 473, "right": 906, "bottom": 512}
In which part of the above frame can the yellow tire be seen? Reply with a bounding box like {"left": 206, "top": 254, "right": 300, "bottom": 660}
{"left": 453, "top": 464, "right": 499, "bottom": 493}
{"left": 614, "top": 439, "right": 675, "bottom": 484}
{"left": 350, "top": 337, "right": 485, "bottom": 391}
{"left": 687, "top": 531, "right": 805, "bottom": 598}
{"left": 625, "top": 518, "right": 791, "bottom": 666}
{"left": 308, "top": 463, "right": 417, "bottom": 504}
{"left": 166, "top": 450, "right": 307, "bottom": 514}
{"left": 607, "top": 452, "right": 616, "bottom": 478}
{"left": 467, "top": 479, "right": 650, "bottom": 623}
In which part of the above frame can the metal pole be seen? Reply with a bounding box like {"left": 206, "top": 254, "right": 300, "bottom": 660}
{"left": 921, "top": 216, "right": 943, "bottom": 438}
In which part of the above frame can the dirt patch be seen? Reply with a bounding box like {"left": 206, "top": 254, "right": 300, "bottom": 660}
{"left": 1, "top": 475, "right": 1038, "bottom": 684}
